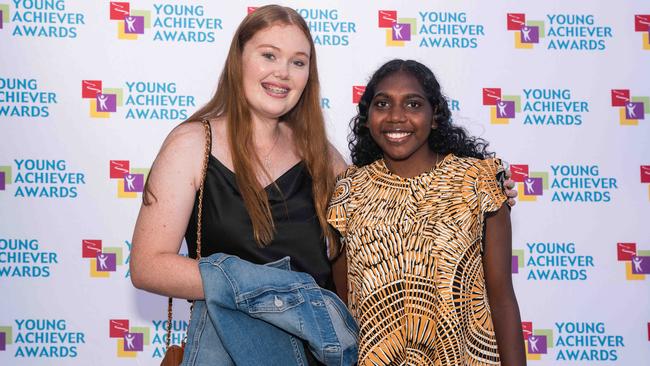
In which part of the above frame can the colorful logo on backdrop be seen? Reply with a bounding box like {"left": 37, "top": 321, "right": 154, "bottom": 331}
{"left": 109, "top": 2, "right": 150, "bottom": 39}
{"left": 511, "top": 164, "right": 618, "bottom": 202}
{"left": 378, "top": 10, "right": 416, "bottom": 46}
{"left": 482, "top": 88, "right": 520, "bottom": 124}
{"left": 507, "top": 13, "right": 545, "bottom": 48}
{"left": 522, "top": 322, "right": 553, "bottom": 360}
{"left": 0, "top": 238, "right": 59, "bottom": 278}
{"left": 352, "top": 85, "right": 365, "bottom": 103}
{"left": 0, "top": 1, "right": 85, "bottom": 38}
{"left": 378, "top": 10, "right": 485, "bottom": 48}
{"left": 0, "top": 320, "right": 85, "bottom": 357}
{"left": 509, "top": 164, "right": 547, "bottom": 201}
{"left": 82, "top": 80, "right": 196, "bottom": 120}
{"left": 81, "top": 80, "right": 123, "bottom": 118}
{"left": 506, "top": 13, "right": 612, "bottom": 50}
{"left": 0, "top": 3, "right": 8, "bottom": 30}
{"left": 0, "top": 78, "right": 58, "bottom": 118}
{"left": 0, "top": 159, "right": 86, "bottom": 198}
{"left": 109, "top": 319, "right": 150, "bottom": 357}
{"left": 641, "top": 165, "right": 650, "bottom": 200}
{"left": 482, "top": 87, "right": 588, "bottom": 126}
{"left": 634, "top": 15, "right": 650, "bottom": 49}
{"left": 108, "top": 318, "right": 187, "bottom": 358}
{"left": 522, "top": 321, "right": 624, "bottom": 361}
{"left": 81, "top": 239, "right": 131, "bottom": 278}
{"left": 0, "top": 325, "right": 10, "bottom": 352}
{"left": 512, "top": 242, "right": 594, "bottom": 280}
{"left": 617, "top": 243, "right": 650, "bottom": 280}
{"left": 610, "top": 89, "right": 648, "bottom": 126}
{"left": 109, "top": 2, "right": 222, "bottom": 42}
{"left": 109, "top": 160, "right": 148, "bottom": 198}
{"left": 294, "top": 7, "right": 356, "bottom": 46}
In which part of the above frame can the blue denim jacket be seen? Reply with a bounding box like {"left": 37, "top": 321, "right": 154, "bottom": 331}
{"left": 181, "top": 253, "right": 358, "bottom": 366}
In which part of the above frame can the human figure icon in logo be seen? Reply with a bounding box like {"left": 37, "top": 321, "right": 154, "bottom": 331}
{"left": 97, "top": 94, "right": 108, "bottom": 111}
{"left": 125, "top": 174, "right": 136, "bottom": 191}
{"left": 124, "top": 333, "right": 135, "bottom": 349}
{"left": 626, "top": 102, "right": 637, "bottom": 118}
{"left": 633, "top": 256, "right": 643, "bottom": 273}
{"left": 393, "top": 24, "right": 403, "bottom": 40}
{"left": 524, "top": 178, "right": 535, "bottom": 194}
{"left": 521, "top": 26, "right": 532, "bottom": 42}
{"left": 497, "top": 101, "right": 508, "bottom": 117}
{"left": 125, "top": 16, "right": 137, "bottom": 33}
{"left": 529, "top": 335, "right": 539, "bottom": 352}
{"left": 98, "top": 253, "right": 109, "bottom": 270}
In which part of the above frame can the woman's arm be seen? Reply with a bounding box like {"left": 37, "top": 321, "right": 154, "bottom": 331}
{"left": 327, "top": 143, "right": 350, "bottom": 303}
{"left": 483, "top": 204, "right": 527, "bottom": 366}
{"left": 130, "top": 122, "right": 207, "bottom": 300}
{"left": 331, "top": 245, "right": 348, "bottom": 304}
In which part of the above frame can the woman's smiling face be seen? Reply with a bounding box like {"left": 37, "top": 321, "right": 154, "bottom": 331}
{"left": 241, "top": 24, "right": 311, "bottom": 122}
{"left": 367, "top": 71, "right": 435, "bottom": 168}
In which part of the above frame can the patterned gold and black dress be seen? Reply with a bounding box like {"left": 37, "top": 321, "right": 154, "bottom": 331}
{"left": 327, "top": 155, "right": 507, "bottom": 366}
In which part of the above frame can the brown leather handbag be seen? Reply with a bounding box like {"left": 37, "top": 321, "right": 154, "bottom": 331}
{"left": 160, "top": 120, "right": 211, "bottom": 366}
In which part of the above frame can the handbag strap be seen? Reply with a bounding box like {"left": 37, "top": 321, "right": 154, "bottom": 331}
{"left": 165, "top": 119, "right": 212, "bottom": 349}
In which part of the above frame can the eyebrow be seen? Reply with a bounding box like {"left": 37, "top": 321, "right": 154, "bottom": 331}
{"left": 256, "top": 44, "right": 310, "bottom": 58}
{"left": 373, "top": 92, "right": 426, "bottom": 99}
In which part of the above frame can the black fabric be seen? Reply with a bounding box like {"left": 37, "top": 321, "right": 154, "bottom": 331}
{"left": 184, "top": 156, "right": 334, "bottom": 291}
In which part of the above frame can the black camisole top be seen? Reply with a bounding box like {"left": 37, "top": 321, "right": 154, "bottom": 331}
{"left": 184, "top": 142, "right": 334, "bottom": 291}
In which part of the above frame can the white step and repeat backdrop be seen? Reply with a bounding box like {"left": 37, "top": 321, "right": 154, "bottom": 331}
{"left": 1, "top": 0, "right": 649, "bottom": 365}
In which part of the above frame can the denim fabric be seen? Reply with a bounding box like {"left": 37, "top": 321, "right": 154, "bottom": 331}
{"left": 182, "top": 256, "right": 307, "bottom": 366}
{"left": 182, "top": 299, "right": 234, "bottom": 365}
{"left": 181, "top": 254, "right": 358, "bottom": 366}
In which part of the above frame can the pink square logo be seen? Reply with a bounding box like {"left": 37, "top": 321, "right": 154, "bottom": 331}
{"left": 109, "top": 319, "right": 129, "bottom": 338}
{"left": 82, "top": 80, "right": 102, "bottom": 99}
{"left": 521, "top": 321, "right": 533, "bottom": 340}
{"left": 641, "top": 166, "right": 650, "bottom": 183}
{"left": 507, "top": 13, "right": 526, "bottom": 31}
{"left": 352, "top": 86, "right": 366, "bottom": 104}
{"left": 110, "top": 160, "right": 130, "bottom": 179}
{"left": 82, "top": 239, "right": 102, "bottom": 258}
{"left": 378, "top": 10, "right": 397, "bottom": 28}
{"left": 611, "top": 89, "right": 630, "bottom": 107}
{"left": 482, "top": 88, "right": 501, "bottom": 106}
{"left": 634, "top": 15, "right": 650, "bottom": 32}
{"left": 510, "top": 165, "right": 529, "bottom": 183}
{"left": 110, "top": 2, "right": 130, "bottom": 20}
{"left": 617, "top": 243, "right": 637, "bottom": 261}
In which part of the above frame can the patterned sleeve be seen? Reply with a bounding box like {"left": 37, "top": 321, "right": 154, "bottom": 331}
{"left": 475, "top": 158, "right": 508, "bottom": 215}
{"left": 327, "top": 166, "right": 357, "bottom": 237}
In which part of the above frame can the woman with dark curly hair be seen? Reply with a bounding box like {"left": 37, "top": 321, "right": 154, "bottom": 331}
{"left": 349, "top": 59, "right": 491, "bottom": 166}
{"left": 328, "top": 59, "right": 526, "bottom": 365}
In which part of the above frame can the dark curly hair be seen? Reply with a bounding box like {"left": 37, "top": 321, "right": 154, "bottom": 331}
{"left": 349, "top": 59, "right": 492, "bottom": 167}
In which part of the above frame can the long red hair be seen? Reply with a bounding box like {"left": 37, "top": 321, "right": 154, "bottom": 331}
{"left": 152, "top": 5, "right": 336, "bottom": 250}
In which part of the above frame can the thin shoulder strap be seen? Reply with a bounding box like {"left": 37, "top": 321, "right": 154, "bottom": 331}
{"left": 204, "top": 119, "right": 213, "bottom": 156}
{"left": 195, "top": 119, "right": 212, "bottom": 260}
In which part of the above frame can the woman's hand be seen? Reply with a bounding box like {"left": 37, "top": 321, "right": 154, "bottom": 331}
{"left": 503, "top": 164, "right": 517, "bottom": 207}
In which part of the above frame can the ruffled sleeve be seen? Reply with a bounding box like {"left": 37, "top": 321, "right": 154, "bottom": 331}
{"left": 327, "top": 166, "right": 357, "bottom": 237}
{"left": 475, "top": 158, "right": 508, "bottom": 215}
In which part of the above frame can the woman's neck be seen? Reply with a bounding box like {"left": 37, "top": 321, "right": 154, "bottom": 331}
{"left": 383, "top": 151, "right": 442, "bottom": 178}
{"left": 250, "top": 114, "right": 282, "bottom": 147}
